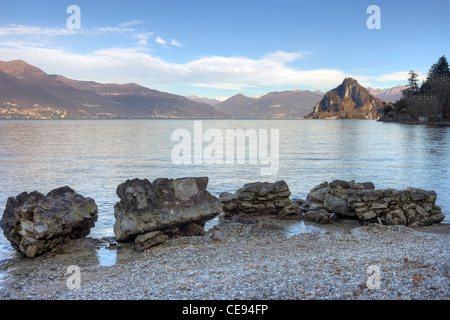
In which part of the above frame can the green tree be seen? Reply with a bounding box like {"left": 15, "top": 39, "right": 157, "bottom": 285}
{"left": 427, "top": 55, "right": 450, "bottom": 80}
{"left": 404, "top": 70, "right": 420, "bottom": 96}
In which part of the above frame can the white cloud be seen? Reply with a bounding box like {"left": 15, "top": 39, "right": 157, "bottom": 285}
{"left": 117, "top": 20, "right": 145, "bottom": 28}
{"left": 0, "top": 41, "right": 364, "bottom": 92}
{"left": 191, "top": 82, "right": 258, "bottom": 91}
{"left": 155, "top": 36, "right": 167, "bottom": 45}
{"left": 134, "top": 32, "right": 153, "bottom": 45}
{"left": 377, "top": 71, "right": 427, "bottom": 82}
{"left": 215, "top": 96, "right": 230, "bottom": 102}
{"left": 170, "top": 39, "right": 183, "bottom": 47}
{"left": 0, "top": 24, "right": 76, "bottom": 36}
{"left": 262, "top": 50, "right": 308, "bottom": 63}
{"left": 0, "top": 24, "right": 154, "bottom": 48}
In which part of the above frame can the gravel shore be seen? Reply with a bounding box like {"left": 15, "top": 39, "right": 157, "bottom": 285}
{"left": 1, "top": 217, "right": 449, "bottom": 300}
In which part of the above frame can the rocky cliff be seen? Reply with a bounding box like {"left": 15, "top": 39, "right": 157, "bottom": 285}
{"left": 308, "top": 78, "right": 384, "bottom": 119}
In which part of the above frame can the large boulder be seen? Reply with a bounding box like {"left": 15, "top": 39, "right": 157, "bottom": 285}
{"left": 306, "top": 180, "right": 445, "bottom": 227}
{"left": 0, "top": 186, "right": 98, "bottom": 258}
{"left": 219, "top": 180, "right": 292, "bottom": 218}
{"left": 113, "top": 177, "right": 222, "bottom": 247}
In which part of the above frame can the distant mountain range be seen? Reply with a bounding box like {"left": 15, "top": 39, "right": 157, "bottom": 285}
{"left": 307, "top": 78, "right": 384, "bottom": 119}
{"left": 367, "top": 85, "right": 405, "bottom": 103}
{"left": 207, "top": 90, "right": 325, "bottom": 118}
{"left": 185, "top": 95, "right": 225, "bottom": 106}
{"left": 0, "top": 60, "right": 227, "bottom": 119}
{"left": 0, "top": 60, "right": 405, "bottom": 119}
{"left": 187, "top": 87, "right": 404, "bottom": 119}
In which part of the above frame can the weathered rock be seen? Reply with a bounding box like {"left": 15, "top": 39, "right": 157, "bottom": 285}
{"left": 303, "top": 210, "right": 331, "bottom": 224}
{"left": 0, "top": 186, "right": 98, "bottom": 258}
{"left": 330, "top": 212, "right": 339, "bottom": 220}
{"left": 306, "top": 180, "right": 445, "bottom": 227}
{"left": 384, "top": 209, "right": 407, "bottom": 226}
{"left": 299, "top": 201, "right": 324, "bottom": 212}
{"left": 278, "top": 203, "right": 303, "bottom": 220}
{"left": 323, "top": 193, "right": 354, "bottom": 216}
{"left": 113, "top": 177, "right": 222, "bottom": 243}
{"left": 308, "top": 78, "right": 384, "bottom": 119}
{"left": 219, "top": 181, "right": 292, "bottom": 218}
{"left": 134, "top": 231, "right": 168, "bottom": 252}
{"left": 231, "top": 213, "right": 257, "bottom": 224}
{"left": 179, "top": 222, "right": 206, "bottom": 236}
{"left": 306, "top": 182, "right": 329, "bottom": 203}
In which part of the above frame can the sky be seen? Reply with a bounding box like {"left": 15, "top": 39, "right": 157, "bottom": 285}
{"left": 0, "top": 0, "right": 449, "bottom": 98}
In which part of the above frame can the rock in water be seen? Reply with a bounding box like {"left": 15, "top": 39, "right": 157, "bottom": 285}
{"left": 113, "top": 177, "right": 222, "bottom": 245}
{"left": 306, "top": 180, "right": 445, "bottom": 227}
{"left": 219, "top": 180, "right": 293, "bottom": 218}
{"left": 0, "top": 186, "right": 98, "bottom": 258}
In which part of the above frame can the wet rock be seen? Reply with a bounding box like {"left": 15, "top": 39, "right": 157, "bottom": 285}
{"left": 324, "top": 193, "right": 354, "bottom": 217}
{"left": 113, "top": 177, "right": 222, "bottom": 245}
{"left": 231, "top": 213, "right": 257, "bottom": 224}
{"left": 278, "top": 203, "right": 303, "bottom": 220}
{"left": 330, "top": 212, "right": 339, "bottom": 220}
{"left": 134, "top": 231, "right": 169, "bottom": 252}
{"left": 306, "top": 182, "right": 329, "bottom": 203}
{"left": 306, "top": 180, "right": 444, "bottom": 227}
{"left": 303, "top": 210, "right": 331, "bottom": 224}
{"left": 219, "top": 181, "right": 292, "bottom": 218}
{"left": 0, "top": 186, "right": 98, "bottom": 258}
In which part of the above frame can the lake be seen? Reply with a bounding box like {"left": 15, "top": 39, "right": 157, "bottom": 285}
{"left": 0, "top": 119, "right": 449, "bottom": 262}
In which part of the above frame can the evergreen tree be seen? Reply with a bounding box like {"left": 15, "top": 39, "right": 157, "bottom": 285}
{"left": 404, "top": 70, "right": 420, "bottom": 95}
{"left": 427, "top": 55, "right": 450, "bottom": 80}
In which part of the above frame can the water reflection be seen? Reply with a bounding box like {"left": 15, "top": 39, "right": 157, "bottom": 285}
{"left": 96, "top": 247, "right": 117, "bottom": 267}
{"left": 284, "top": 220, "right": 327, "bottom": 238}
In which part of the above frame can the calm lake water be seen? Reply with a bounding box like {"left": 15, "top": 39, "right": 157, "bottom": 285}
{"left": 0, "top": 119, "right": 449, "bottom": 262}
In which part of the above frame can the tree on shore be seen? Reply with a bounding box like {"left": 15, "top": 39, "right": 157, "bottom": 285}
{"left": 421, "top": 55, "right": 450, "bottom": 94}
{"left": 427, "top": 55, "right": 450, "bottom": 80}
{"left": 383, "top": 55, "right": 450, "bottom": 122}
{"left": 403, "top": 70, "right": 420, "bottom": 96}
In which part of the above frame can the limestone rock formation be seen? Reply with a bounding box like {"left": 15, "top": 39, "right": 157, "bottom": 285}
{"left": 219, "top": 181, "right": 292, "bottom": 218}
{"left": 0, "top": 186, "right": 98, "bottom": 257}
{"left": 306, "top": 180, "right": 444, "bottom": 226}
{"left": 113, "top": 177, "right": 222, "bottom": 250}
{"left": 308, "top": 78, "right": 384, "bottom": 119}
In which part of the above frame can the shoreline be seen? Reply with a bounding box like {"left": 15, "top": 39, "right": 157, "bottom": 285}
{"left": 1, "top": 218, "right": 449, "bottom": 300}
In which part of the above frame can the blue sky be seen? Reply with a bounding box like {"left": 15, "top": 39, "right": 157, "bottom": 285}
{"left": 0, "top": 0, "right": 449, "bottom": 98}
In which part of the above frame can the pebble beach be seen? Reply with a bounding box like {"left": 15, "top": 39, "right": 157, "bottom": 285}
{"left": 1, "top": 217, "right": 449, "bottom": 300}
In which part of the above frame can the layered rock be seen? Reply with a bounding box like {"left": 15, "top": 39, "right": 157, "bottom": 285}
{"left": 308, "top": 78, "right": 383, "bottom": 119}
{"left": 0, "top": 186, "right": 98, "bottom": 257}
{"left": 307, "top": 180, "right": 445, "bottom": 226}
{"left": 219, "top": 181, "right": 292, "bottom": 217}
{"left": 113, "top": 177, "right": 222, "bottom": 250}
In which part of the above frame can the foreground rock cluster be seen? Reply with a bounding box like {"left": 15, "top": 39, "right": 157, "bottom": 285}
{"left": 114, "top": 177, "right": 222, "bottom": 252}
{"left": 0, "top": 177, "right": 446, "bottom": 257}
{"left": 219, "top": 181, "right": 292, "bottom": 217}
{"left": 0, "top": 186, "right": 98, "bottom": 258}
{"left": 217, "top": 179, "right": 445, "bottom": 228}
{"left": 306, "top": 180, "right": 445, "bottom": 226}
